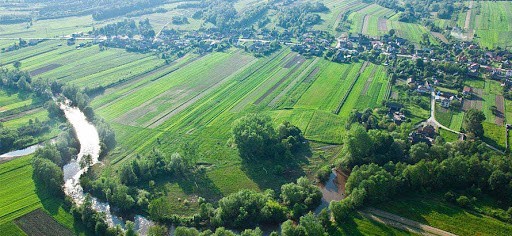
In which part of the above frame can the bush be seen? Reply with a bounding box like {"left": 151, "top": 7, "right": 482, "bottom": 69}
{"left": 456, "top": 195, "right": 471, "bottom": 208}
{"left": 316, "top": 166, "right": 332, "bottom": 184}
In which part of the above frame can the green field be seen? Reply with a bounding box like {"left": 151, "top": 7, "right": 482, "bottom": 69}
{"left": 330, "top": 212, "right": 413, "bottom": 235}
{"left": 377, "top": 194, "right": 512, "bottom": 236}
{"left": 474, "top": 1, "right": 512, "bottom": 49}
{"left": 0, "top": 156, "right": 85, "bottom": 235}
{"left": 347, "top": 4, "right": 395, "bottom": 37}
{"left": 435, "top": 104, "right": 464, "bottom": 132}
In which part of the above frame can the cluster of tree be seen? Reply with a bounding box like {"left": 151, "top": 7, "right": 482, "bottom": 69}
{"left": 0, "top": 118, "right": 53, "bottom": 153}
{"left": 125, "top": 7, "right": 167, "bottom": 18}
{"left": 1, "top": 38, "right": 44, "bottom": 53}
{"left": 0, "top": 66, "right": 50, "bottom": 98}
{"left": 81, "top": 173, "right": 149, "bottom": 212}
{"left": 70, "top": 194, "right": 137, "bottom": 236}
{"left": 81, "top": 150, "right": 188, "bottom": 212}
{"left": 192, "top": 0, "right": 269, "bottom": 31}
{"left": 231, "top": 114, "right": 308, "bottom": 159}
{"left": 275, "top": 2, "right": 326, "bottom": 33}
{"left": 92, "top": 0, "right": 166, "bottom": 20}
{"left": 92, "top": 19, "right": 155, "bottom": 39}
{"left": 341, "top": 125, "right": 405, "bottom": 169}
{"left": 170, "top": 211, "right": 328, "bottom": 236}
{"left": 172, "top": 16, "right": 189, "bottom": 25}
{"left": 32, "top": 151, "right": 65, "bottom": 196}
{"left": 30, "top": 127, "right": 80, "bottom": 197}
{"left": 23, "top": 0, "right": 166, "bottom": 20}
{"left": 0, "top": 15, "right": 31, "bottom": 24}
{"left": 331, "top": 138, "right": 512, "bottom": 222}
{"left": 462, "top": 109, "right": 486, "bottom": 138}
{"left": 194, "top": 0, "right": 238, "bottom": 29}
{"left": 173, "top": 226, "right": 265, "bottom": 236}
{"left": 149, "top": 177, "right": 321, "bottom": 231}
{"left": 120, "top": 151, "right": 190, "bottom": 185}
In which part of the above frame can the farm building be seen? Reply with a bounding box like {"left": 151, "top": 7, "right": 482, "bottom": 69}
{"left": 409, "top": 124, "right": 437, "bottom": 145}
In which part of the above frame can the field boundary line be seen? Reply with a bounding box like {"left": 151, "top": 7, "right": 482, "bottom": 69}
{"left": 95, "top": 55, "right": 202, "bottom": 110}
{"left": 361, "top": 64, "right": 378, "bottom": 95}
{"left": 146, "top": 55, "right": 259, "bottom": 128}
{"left": 269, "top": 57, "right": 320, "bottom": 108}
{"left": 0, "top": 48, "right": 58, "bottom": 67}
{"left": 334, "top": 61, "right": 369, "bottom": 114}
{"left": 254, "top": 55, "right": 306, "bottom": 105}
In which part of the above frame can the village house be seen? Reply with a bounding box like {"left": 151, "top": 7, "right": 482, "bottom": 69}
{"left": 391, "top": 111, "right": 407, "bottom": 125}
{"left": 462, "top": 86, "right": 472, "bottom": 96}
{"left": 409, "top": 124, "right": 437, "bottom": 145}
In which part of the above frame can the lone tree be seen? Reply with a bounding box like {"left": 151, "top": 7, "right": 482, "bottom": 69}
{"left": 463, "top": 109, "right": 485, "bottom": 138}
{"left": 13, "top": 61, "right": 21, "bottom": 69}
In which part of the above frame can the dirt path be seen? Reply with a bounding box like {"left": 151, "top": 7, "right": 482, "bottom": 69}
{"left": 431, "top": 32, "right": 449, "bottom": 43}
{"left": 269, "top": 57, "right": 320, "bottom": 108}
{"left": 334, "top": 61, "right": 369, "bottom": 114}
{"left": 361, "top": 208, "right": 458, "bottom": 236}
{"left": 496, "top": 95, "right": 505, "bottom": 125}
{"left": 361, "top": 15, "right": 370, "bottom": 35}
{"left": 464, "top": 1, "right": 474, "bottom": 30}
{"left": 378, "top": 18, "right": 387, "bottom": 31}
{"left": 464, "top": 1, "right": 475, "bottom": 40}
{"left": 361, "top": 65, "right": 378, "bottom": 95}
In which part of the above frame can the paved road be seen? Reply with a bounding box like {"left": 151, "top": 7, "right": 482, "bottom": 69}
{"left": 361, "top": 208, "right": 458, "bottom": 236}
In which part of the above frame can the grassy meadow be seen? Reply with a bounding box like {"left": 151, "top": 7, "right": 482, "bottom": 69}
{"left": 376, "top": 194, "right": 512, "bottom": 236}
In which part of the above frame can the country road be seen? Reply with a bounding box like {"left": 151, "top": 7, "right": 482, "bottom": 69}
{"left": 361, "top": 208, "right": 458, "bottom": 236}
{"left": 427, "top": 91, "right": 505, "bottom": 154}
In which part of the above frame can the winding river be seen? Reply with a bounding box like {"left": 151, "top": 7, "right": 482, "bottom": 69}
{"left": 1, "top": 101, "right": 346, "bottom": 235}
{"left": 59, "top": 101, "right": 153, "bottom": 235}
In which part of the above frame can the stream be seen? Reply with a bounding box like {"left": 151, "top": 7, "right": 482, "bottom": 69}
{"left": 1, "top": 101, "right": 347, "bottom": 235}
{"left": 315, "top": 169, "right": 347, "bottom": 214}
{"left": 59, "top": 101, "right": 153, "bottom": 235}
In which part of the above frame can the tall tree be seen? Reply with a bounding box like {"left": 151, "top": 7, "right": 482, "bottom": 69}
{"left": 463, "top": 109, "right": 485, "bottom": 138}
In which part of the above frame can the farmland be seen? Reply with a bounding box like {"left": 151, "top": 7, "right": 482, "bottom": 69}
{"left": 473, "top": 1, "right": 512, "bottom": 49}
{"left": 1, "top": 0, "right": 512, "bottom": 235}
{"left": 0, "top": 155, "right": 85, "bottom": 235}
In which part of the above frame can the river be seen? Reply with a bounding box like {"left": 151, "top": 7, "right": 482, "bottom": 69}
{"left": 1, "top": 101, "right": 346, "bottom": 235}
{"left": 59, "top": 101, "right": 153, "bottom": 235}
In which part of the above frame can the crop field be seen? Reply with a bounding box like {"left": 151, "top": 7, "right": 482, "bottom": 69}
{"left": 351, "top": 64, "right": 390, "bottom": 110}
{"left": 347, "top": 4, "right": 396, "bottom": 36}
{"left": 435, "top": 105, "right": 464, "bottom": 132}
{"left": 0, "top": 42, "right": 162, "bottom": 90}
{"left": 314, "top": 0, "right": 369, "bottom": 34}
{"left": 97, "top": 50, "right": 256, "bottom": 127}
{"left": 474, "top": 1, "right": 512, "bottom": 49}
{"left": 386, "top": 20, "right": 438, "bottom": 45}
{"left": 0, "top": 156, "right": 83, "bottom": 235}
{"left": 86, "top": 48, "right": 392, "bottom": 207}
{"left": 377, "top": 194, "right": 512, "bottom": 236}
{"left": 295, "top": 61, "right": 363, "bottom": 112}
